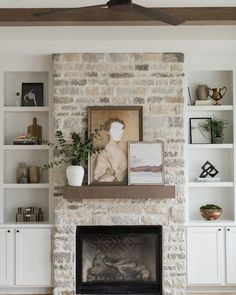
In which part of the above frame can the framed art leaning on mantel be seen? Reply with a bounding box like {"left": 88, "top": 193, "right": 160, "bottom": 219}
{"left": 128, "top": 141, "right": 164, "bottom": 185}
{"left": 88, "top": 106, "right": 143, "bottom": 186}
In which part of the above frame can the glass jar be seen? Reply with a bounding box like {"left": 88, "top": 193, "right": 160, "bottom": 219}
{"left": 17, "top": 162, "right": 28, "bottom": 183}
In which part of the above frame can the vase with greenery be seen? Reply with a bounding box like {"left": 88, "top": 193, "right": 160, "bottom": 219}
{"left": 39, "top": 128, "right": 102, "bottom": 186}
{"left": 200, "top": 116, "right": 228, "bottom": 144}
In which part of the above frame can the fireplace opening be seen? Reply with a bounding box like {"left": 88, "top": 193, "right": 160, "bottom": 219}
{"left": 76, "top": 226, "right": 162, "bottom": 294}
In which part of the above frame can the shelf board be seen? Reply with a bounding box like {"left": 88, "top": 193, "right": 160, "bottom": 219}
{"left": 187, "top": 105, "right": 233, "bottom": 111}
{"left": 188, "top": 144, "right": 233, "bottom": 149}
{"left": 4, "top": 106, "right": 49, "bottom": 112}
{"left": 62, "top": 185, "right": 175, "bottom": 200}
{"left": 189, "top": 182, "right": 234, "bottom": 188}
{"left": 3, "top": 145, "right": 49, "bottom": 150}
{"left": 3, "top": 183, "right": 49, "bottom": 189}
{"left": 186, "top": 220, "right": 236, "bottom": 226}
{"left": 0, "top": 223, "right": 54, "bottom": 228}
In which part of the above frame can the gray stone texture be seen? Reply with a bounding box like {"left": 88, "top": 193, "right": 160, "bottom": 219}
{"left": 53, "top": 53, "right": 185, "bottom": 295}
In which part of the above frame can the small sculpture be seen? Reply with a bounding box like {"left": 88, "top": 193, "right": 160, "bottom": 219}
{"left": 209, "top": 87, "right": 227, "bottom": 105}
{"left": 198, "top": 161, "right": 219, "bottom": 182}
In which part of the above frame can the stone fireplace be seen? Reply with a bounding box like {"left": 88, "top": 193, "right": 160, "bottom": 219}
{"left": 76, "top": 226, "right": 162, "bottom": 294}
{"left": 53, "top": 53, "right": 186, "bottom": 295}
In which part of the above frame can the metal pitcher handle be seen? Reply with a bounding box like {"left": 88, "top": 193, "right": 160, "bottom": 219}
{"left": 208, "top": 88, "right": 213, "bottom": 98}
{"left": 220, "top": 86, "right": 227, "bottom": 97}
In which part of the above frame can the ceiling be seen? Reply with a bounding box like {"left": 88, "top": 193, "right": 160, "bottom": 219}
{"left": 0, "top": 0, "right": 236, "bottom": 26}
{"left": 1, "top": 0, "right": 236, "bottom": 8}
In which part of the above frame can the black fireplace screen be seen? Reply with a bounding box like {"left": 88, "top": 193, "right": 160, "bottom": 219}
{"left": 76, "top": 226, "right": 162, "bottom": 294}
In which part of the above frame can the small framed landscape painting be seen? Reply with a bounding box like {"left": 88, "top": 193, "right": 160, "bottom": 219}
{"left": 189, "top": 117, "right": 212, "bottom": 144}
{"left": 21, "top": 83, "right": 44, "bottom": 107}
{"left": 128, "top": 141, "right": 164, "bottom": 185}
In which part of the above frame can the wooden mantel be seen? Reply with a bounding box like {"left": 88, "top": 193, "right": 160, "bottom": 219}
{"left": 62, "top": 185, "right": 175, "bottom": 200}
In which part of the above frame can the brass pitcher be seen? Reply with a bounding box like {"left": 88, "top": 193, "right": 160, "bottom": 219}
{"left": 209, "top": 87, "right": 227, "bottom": 105}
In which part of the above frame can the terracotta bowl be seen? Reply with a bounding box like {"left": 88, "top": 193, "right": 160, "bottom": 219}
{"left": 200, "top": 208, "right": 223, "bottom": 221}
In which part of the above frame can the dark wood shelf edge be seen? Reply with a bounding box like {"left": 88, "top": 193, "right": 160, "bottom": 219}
{"left": 62, "top": 185, "right": 175, "bottom": 200}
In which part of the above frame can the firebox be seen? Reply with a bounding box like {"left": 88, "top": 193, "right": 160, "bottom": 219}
{"left": 76, "top": 226, "right": 162, "bottom": 295}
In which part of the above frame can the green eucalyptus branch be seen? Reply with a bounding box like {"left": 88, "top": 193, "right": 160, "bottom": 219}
{"left": 29, "top": 126, "right": 103, "bottom": 170}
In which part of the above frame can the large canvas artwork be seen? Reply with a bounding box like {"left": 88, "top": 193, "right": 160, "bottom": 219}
{"left": 128, "top": 141, "right": 164, "bottom": 185}
{"left": 88, "top": 106, "right": 143, "bottom": 185}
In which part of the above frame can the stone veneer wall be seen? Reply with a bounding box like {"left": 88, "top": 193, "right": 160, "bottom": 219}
{"left": 53, "top": 53, "right": 186, "bottom": 295}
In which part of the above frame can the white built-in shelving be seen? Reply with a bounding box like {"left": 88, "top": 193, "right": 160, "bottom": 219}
{"left": 3, "top": 145, "right": 49, "bottom": 150}
{"left": 188, "top": 143, "right": 234, "bottom": 149}
{"left": 0, "top": 62, "right": 53, "bottom": 225}
{"left": 188, "top": 182, "right": 234, "bottom": 187}
{"left": 3, "top": 184, "right": 50, "bottom": 189}
{"left": 4, "top": 106, "right": 49, "bottom": 112}
{"left": 187, "top": 105, "right": 233, "bottom": 111}
{"left": 186, "top": 67, "right": 236, "bottom": 225}
{"left": 186, "top": 63, "right": 236, "bottom": 291}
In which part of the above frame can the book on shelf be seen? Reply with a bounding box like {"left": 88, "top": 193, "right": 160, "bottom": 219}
{"left": 13, "top": 139, "right": 36, "bottom": 145}
{"left": 13, "top": 133, "right": 36, "bottom": 145}
{"left": 194, "top": 100, "right": 214, "bottom": 106}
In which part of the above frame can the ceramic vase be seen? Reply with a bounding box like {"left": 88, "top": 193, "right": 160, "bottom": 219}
{"left": 66, "top": 165, "right": 84, "bottom": 186}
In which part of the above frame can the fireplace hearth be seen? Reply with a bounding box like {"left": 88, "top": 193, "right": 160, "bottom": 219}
{"left": 76, "top": 226, "right": 162, "bottom": 295}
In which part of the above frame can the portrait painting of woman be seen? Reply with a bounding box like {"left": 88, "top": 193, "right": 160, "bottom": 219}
{"left": 88, "top": 106, "right": 143, "bottom": 185}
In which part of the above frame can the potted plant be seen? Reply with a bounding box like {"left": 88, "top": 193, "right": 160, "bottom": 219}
{"left": 200, "top": 116, "right": 228, "bottom": 144}
{"left": 200, "top": 204, "right": 223, "bottom": 221}
{"left": 40, "top": 129, "right": 101, "bottom": 186}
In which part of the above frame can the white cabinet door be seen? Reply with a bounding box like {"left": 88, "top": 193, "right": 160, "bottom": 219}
{"left": 226, "top": 227, "right": 236, "bottom": 284}
{"left": 0, "top": 228, "right": 14, "bottom": 285}
{"left": 187, "top": 227, "right": 224, "bottom": 285}
{"left": 15, "top": 228, "right": 52, "bottom": 286}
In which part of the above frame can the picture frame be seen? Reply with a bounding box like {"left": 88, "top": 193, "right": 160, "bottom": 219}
{"left": 128, "top": 141, "right": 164, "bottom": 185}
{"left": 88, "top": 106, "right": 143, "bottom": 186}
{"left": 189, "top": 117, "right": 212, "bottom": 144}
{"left": 21, "top": 83, "right": 44, "bottom": 107}
{"left": 187, "top": 86, "right": 193, "bottom": 106}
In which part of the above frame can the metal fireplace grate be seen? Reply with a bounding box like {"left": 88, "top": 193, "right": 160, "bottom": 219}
{"left": 82, "top": 236, "right": 155, "bottom": 282}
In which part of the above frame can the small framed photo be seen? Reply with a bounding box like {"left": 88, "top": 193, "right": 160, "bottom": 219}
{"left": 128, "top": 141, "right": 164, "bottom": 185}
{"left": 190, "top": 118, "right": 212, "bottom": 144}
{"left": 88, "top": 106, "right": 143, "bottom": 186}
{"left": 21, "top": 83, "right": 43, "bottom": 107}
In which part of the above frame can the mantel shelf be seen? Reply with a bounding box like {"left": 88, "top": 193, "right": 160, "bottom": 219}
{"left": 62, "top": 185, "right": 175, "bottom": 200}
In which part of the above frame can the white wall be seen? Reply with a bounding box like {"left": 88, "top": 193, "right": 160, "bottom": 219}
{"left": 0, "top": 26, "right": 235, "bottom": 60}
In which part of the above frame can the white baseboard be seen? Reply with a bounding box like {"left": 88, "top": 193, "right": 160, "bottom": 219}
{"left": 0, "top": 287, "right": 53, "bottom": 294}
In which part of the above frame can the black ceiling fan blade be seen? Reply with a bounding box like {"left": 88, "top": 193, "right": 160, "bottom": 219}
{"left": 132, "top": 4, "right": 184, "bottom": 25}
{"left": 33, "top": 5, "right": 107, "bottom": 17}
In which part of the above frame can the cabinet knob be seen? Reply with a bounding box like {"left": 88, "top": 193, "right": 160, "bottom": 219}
{"left": 218, "top": 228, "right": 222, "bottom": 231}
{"left": 227, "top": 228, "right": 230, "bottom": 231}
{"left": 7, "top": 230, "right": 10, "bottom": 233}
{"left": 16, "top": 230, "right": 19, "bottom": 233}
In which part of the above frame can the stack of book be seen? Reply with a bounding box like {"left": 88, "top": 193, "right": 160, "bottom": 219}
{"left": 13, "top": 134, "right": 36, "bottom": 145}
{"left": 195, "top": 100, "right": 214, "bottom": 106}
{"left": 198, "top": 177, "right": 221, "bottom": 182}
